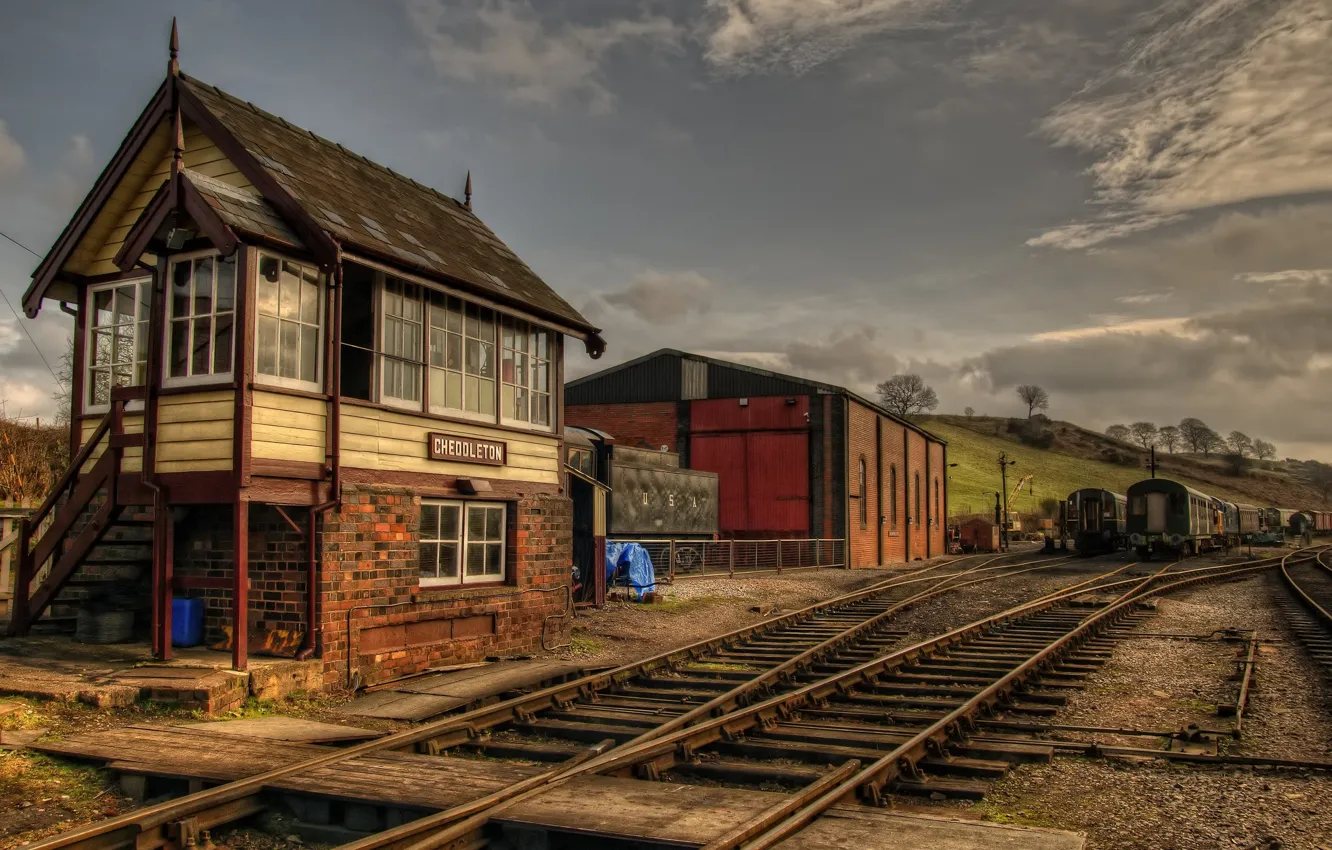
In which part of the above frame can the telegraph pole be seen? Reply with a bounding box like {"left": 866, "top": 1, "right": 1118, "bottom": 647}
{"left": 998, "top": 452, "right": 1017, "bottom": 551}
{"left": 1147, "top": 446, "right": 1159, "bottom": 479}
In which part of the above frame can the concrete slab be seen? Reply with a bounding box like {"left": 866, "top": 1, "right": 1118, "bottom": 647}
{"left": 0, "top": 728, "right": 47, "bottom": 750}
{"left": 178, "top": 716, "right": 384, "bottom": 744}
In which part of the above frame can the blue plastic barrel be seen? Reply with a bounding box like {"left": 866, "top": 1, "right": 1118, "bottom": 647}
{"left": 172, "top": 597, "right": 205, "bottom": 647}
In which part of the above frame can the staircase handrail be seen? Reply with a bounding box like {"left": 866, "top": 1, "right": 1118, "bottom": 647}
{"left": 26, "top": 401, "right": 122, "bottom": 537}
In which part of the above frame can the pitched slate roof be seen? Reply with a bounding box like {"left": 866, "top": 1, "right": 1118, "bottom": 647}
{"left": 185, "top": 169, "right": 303, "bottom": 250}
{"left": 179, "top": 74, "right": 594, "bottom": 332}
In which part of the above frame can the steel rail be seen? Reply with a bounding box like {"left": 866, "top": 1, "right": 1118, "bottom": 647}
{"left": 337, "top": 553, "right": 1110, "bottom": 850}
{"left": 22, "top": 549, "right": 1055, "bottom": 850}
{"left": 1280, "top": 546, "right": 1332, "bottom": 624}
{"left": 372, "top": 557, "right": 1167, "bottom": 850}
{"left": 735, "top": 548, "right": 1321, "bottom": 849}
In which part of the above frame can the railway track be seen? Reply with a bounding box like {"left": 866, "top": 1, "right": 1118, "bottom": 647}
{"left": 30, "top": 548, "right": 1320, "bottom": 850}
{"left": 1277, "top": 546, "right": 1332, "bottom": 675}
{"left": 24, "top": 548, "right": 1090, "bottom": 850}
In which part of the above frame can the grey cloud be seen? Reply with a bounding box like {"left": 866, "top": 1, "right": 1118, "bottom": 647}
{"left": 701, "top": 0, "right": 955, "bottom": 75}
{"left": 601, "top": 270, "right": 713, "bottom": 322}
{"left": 1033, "top": 0, "right": 1332, "bottom": 247}
{"left": 405, "top": 0, "right": 681, "bottom": 113}
{"left": 782, "top": 327, "right": 903, "bottom": 387}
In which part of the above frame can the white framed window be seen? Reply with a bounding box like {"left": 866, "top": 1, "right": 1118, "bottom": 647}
{"left": 165, "top": 251, "right": 236, "bottom": 385}
{"left": 500, "top": 318, "right": 552, "bottom": 429}
{"left": 256, "top": 253, "right": 323, "bottom": 391}
{"left": 419, "top": 500, "right": 506, "bottom": 586}
{"left": 85, "top": 278, "right": 151, "bottom": 412}
{"left": 427, "top": 292, "right": 496, "bottom": 418}
{"left": 380, "top": 276, "right": 423, "bottom": 409}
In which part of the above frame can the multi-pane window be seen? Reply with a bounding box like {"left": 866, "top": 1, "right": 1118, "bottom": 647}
{"left": 167, "top": 253, "right": 235, "bottom": 382}
{"left": 419, "top": 500, "right": 506, "bottom": 586}
{"left": 257, "top": 254, "right": 322, "bottom": 389}
{"left": 500, "top": 318, "right": 551, "bottom": 427}
{"left": 427, "top": 292, "right": 495, "bottom": 417}
{"left": 86, "top": 279, "right": 150, "bottom": 410}
{"left": 381, "top": 277, "right": 423, "bottom": 407}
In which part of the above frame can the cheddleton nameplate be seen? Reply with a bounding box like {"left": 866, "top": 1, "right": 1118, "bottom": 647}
{"left": 428, "top": 433, "right": 506, "bottom": 466}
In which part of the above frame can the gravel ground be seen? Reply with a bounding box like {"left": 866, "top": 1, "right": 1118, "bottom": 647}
{"left": 554, "top": 566, "right": 909, "bottom": 666}
{"left": 953, "top": 569, "right": 1332, "bottom": 848}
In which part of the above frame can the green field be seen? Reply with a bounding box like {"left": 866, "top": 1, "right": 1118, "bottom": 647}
{"left": 928, "top": 419, "right": 1259, "bottom": 520}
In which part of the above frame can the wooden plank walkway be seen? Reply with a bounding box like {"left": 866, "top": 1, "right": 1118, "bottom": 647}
{"left": 32, "top": 725, "right": 542, "bottom": 810}
{"left": 178, "top": 717, "right": 384, "bottom": 744}
{"left": 338, "top": 661, "right": 589, "bottom": 721}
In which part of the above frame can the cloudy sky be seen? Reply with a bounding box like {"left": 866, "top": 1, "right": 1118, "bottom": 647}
{"left": 1, "top": 0, "right": 1330, "bottom": 458}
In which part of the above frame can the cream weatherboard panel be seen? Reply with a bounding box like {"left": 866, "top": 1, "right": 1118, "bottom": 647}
{"left": 339, "top": 405, "right": 559, "bottom": 484}
{"left": 79, "top": 413, "right": 145, "bottom": 474}
{"left": 155, "top": 390, "right": 235, "bottom": 473}
{"left": 251, "top": 391, "right": 327, "bottom": 464}
{"left": 75, "top": 120, "right": 254, "bottom": 277}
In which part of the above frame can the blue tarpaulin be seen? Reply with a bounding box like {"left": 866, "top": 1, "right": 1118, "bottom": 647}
{"left": 605, "top": 541, "right": 657, "bottom": 600}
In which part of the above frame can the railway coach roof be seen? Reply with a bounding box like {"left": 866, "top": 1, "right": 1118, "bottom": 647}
{"left": 1127, "top": 478, "right": 1215, "bottom": 502}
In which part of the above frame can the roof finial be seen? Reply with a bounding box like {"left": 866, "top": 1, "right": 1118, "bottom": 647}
{"left": 169, "top": 17, "right": 180, "bottom": 77}
{"left": 464, "top": 170, "right": 473, "bottom": 211}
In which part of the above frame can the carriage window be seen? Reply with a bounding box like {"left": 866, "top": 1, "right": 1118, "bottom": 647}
{"left": 568, "top": 447, "right": 594, "bottom": 477}
{"left": 1131, "top": 496, "right": 1145, "bottom": 515}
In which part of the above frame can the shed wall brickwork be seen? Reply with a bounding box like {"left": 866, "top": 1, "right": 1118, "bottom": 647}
{"left": 880, "top": 420, "right": 907, "bottom": 565}
{"left": 908, "top": 431, "right": 929, "bottom": 560}
{"left": 847, "top": 402, "right": 879, "bottom": 568}
{"left": 566, "top": 402, "right": 680, "bottom": 453}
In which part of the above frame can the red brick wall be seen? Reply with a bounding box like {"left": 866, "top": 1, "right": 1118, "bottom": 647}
{"left": 929, "top": 441, "right": 947, "bottom": 556}
{"left": 566, "top": 402, "right": 679, "bottom": 452}
{"left": 317, "top": 486, "right": 572, "bottom": 688}
{"left": 880, "top": 420, "right": 907, "bottom": 565}
{"left": 846, "top": 402, "right": 878, "bottom": 567}
{"left": 908, "top": 431, "right": 929, "bottom": 560}
{"left": 175, "top": 504, "right": 310, "bottom": 646}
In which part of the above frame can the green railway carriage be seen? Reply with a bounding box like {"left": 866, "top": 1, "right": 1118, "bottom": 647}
{"left": 1065, "top": 488, "right": 1127, "bottom": 555}
{"left": 1126, "top": 478, "right": 1225, "bottom": 558}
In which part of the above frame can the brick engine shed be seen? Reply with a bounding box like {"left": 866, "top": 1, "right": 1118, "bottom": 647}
{"left": 566, "top": 350, "right": 947, "bottom": 566}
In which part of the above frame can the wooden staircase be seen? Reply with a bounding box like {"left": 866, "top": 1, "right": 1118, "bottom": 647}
{"left": 6, "top": 399, "right": 151, "bottom": 638}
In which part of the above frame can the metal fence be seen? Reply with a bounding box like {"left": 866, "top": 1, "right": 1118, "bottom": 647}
{"left": 608, "top": 538, "right": 846, "bottom": 581}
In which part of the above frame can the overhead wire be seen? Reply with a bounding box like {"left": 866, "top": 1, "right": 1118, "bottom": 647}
{"left": 0, "top": 227, "right": 63, "bottom": 384}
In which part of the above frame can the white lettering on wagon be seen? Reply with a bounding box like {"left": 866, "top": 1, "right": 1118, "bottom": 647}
{"left": 428, "top": 432, "right": 507, "bottom": 466}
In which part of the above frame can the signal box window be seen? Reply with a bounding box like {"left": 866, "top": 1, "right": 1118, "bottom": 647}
{"left": 256, "top": 254, "right": 323, "bottom": 391}
{"left": 165, "top": 252, "right": 236, "bottom": 385}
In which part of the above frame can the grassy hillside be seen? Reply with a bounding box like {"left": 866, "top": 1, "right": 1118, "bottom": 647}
{"left": 920, "top": 415, "right": 1325, "bottom": 520}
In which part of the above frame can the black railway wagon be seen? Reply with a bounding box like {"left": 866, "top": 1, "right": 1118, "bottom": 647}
{"left": 1066, "top": 488, "right": 1127, "bottom": 555}
{"left": 1127, "top": 478, "right": 1223, "bottom": 558}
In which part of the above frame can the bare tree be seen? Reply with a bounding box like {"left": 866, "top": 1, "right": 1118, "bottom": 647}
{"left": 1227, "top": 431, "right": 1253, "bottom": 457}
{"left": 1130, "top": 421, "right": 1158, "bottom": 449}
{"left": 1309, "top": 462, "right": 1332, "bottom": 504}
{"left": 1016, "top": 385, "right": 1049, "bottom": 418}
{"left": 1178, "top": 418, "right": 1210, "bottom": 453}
{"left": 1253, "top": 439, "right": 1276, "bottom": 461}
{"left": 1158, "top": 425, "right": 1180, "bottom": 453}
{"left": 876, "top": 374, "right": 939, "bottom": 418}
{"left": 1105, "top": 424, "right": 1130, "bottom": 442}
{"left": 964, "top": 406, "right": 975, "bottom": 419}
{"left": 1200, "top": 428, "right": 1225, "bottom": 457}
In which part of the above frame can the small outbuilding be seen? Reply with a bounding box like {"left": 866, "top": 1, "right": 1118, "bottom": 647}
{"left": 959, "top": 518, "right": 1000, "bottom": 554}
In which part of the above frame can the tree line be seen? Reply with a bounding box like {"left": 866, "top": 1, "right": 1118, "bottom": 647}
{"left": 1104, "top": 419, "right": 1276, "bottom": 471}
